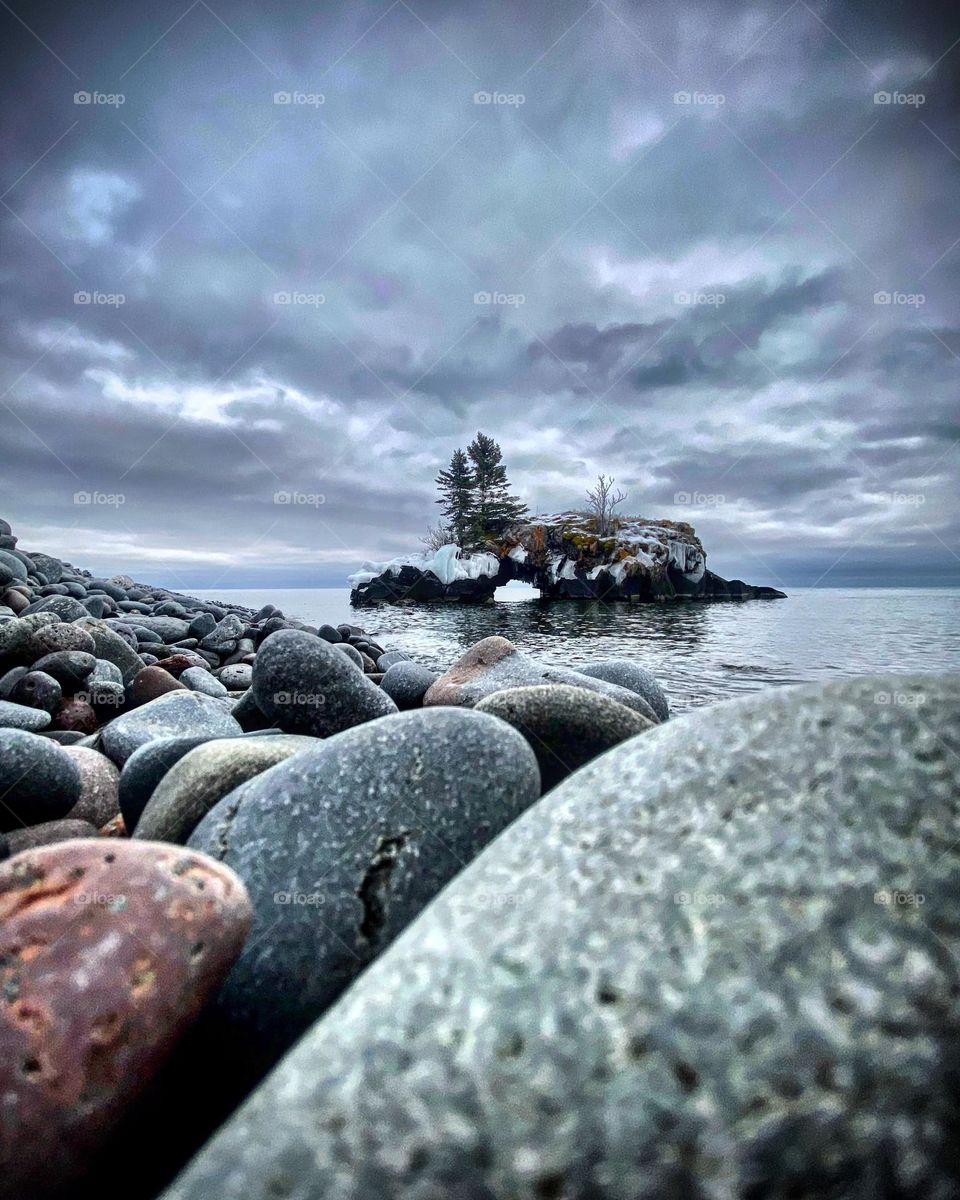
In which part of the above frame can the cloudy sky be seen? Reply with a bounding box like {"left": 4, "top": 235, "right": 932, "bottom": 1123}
{"left": 1, "top": 0, "right": 957, "bottom": 588}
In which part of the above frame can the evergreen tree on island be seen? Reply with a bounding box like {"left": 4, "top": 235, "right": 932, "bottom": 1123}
{"left": 434, "top": 448, "right": 474, "bottom": 548}
{"left": 467, "top": 431, "right": 528, "bottom": 545}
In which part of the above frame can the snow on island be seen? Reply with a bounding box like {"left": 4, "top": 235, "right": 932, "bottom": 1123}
{"left": 348, "top": 513, "right": 785, "bottom": 604}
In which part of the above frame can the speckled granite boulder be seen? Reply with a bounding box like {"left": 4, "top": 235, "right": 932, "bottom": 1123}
{"left": 186, "top": 707, "right": 540, "bottom": 1076}
{"left": 576, "top": 657, "right": 670, "bottom": 721}
{"left": 425, "top": 636, "right": 660, "bottom": 723}
{"left": 0, "top": 698, "right": 51, "bottom": 731}
{"left": 62, "top": 747, "right": 120, "bottom": 827}
{"left": 0, "top": 839, "right": 251, "bottom": 1199}
{"left": 476, "top": 683, "right": 654, "bottom": 791}
{"left": 100, "top": 692, "right": 242, "bottom": 766}
{"left": 252, "top": 629, "right": 396, "bottom": 736}
{"left": 164, "top": 674, "right": 960, "bottom": 1200}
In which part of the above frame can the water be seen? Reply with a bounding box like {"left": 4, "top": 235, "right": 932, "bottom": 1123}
{"left": 193, "top": 585, "right": 960, "bottom": 713}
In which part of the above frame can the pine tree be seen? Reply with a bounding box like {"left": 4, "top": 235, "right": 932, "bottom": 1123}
{"left": 467, "top": 431, "right": 528, "bottom": 545}
{"left": 435, "top": 448, "right": 474, "bottom": 548}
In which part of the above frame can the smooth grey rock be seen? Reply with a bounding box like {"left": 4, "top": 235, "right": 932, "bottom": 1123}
{"left": 63, "top": 746, "right": 120, "bottom": 827}
{"left": 78, "top": 618, "right": 146, "bottom": 682}
{"left": 0, "top": 698, "right": 51, "bottom": 731}
{"left": 9, "top": 670, "right": 62, "bottom": 715}
{"left": 476, "top": 683, "right": 655, "bottom": 791}
{"left": 218, "top": 663, "right": 252, "bottom": 690}
{"left": 25, "top": 594, "right": 89, "bottom": 621}
{"left": 334, "top": 642, "right": 365, "bottom": 671}
{"left": 317, "top": 623, "right": 341, "bottom": 643}
{"left": 100, "top": 691, "right": 242, "bottom": 767}
{"left": 0, "top": 666, "right": 28, "bottom": 698}
{"left": 186, "top": 707, "right": 541, "bottom": 1075}
{"left": 576, "top": 658, "right": 670, "bottom": 721}
{"left": 135, "top": 735, "right": 314, "bottom": 845}
{"left": 164, "top": 673, "right": 960, "bottom": 1200}
{"left": 0, "top": 729, "right": 81, "bottom": 829}
{"left": 29, "top": 650, "right": 95, "bottom": 692}
{"left": 0, "top": 550, "right": 27, "bottom": 582}
{"left": 89, "top": 658, "right": 123, "bottom": 685}
{"left": 376, "top": 649, "right": 410, "bottom": 672}
{"left": 0, "top": 612, "right": 59, "bottom": 664}
{"left": 119, "top": 735, "right": 228, "bottom": 830}
{"left": 125, "top": 615, "right": 191, "bottom": 642}
{"left": 425, "top": 636, "right": 660, "bottom": 724}
{"left": 380, "top": 661, "right": 438, "bottom": 710}
{"left": 252, "top": 629, "right": 397, "bottom": 737}
{"left": 7, "top": 817, "right": 98, "bottom": 853}
{"left": 181, "top": 667, "right": 229, "bottom": 697}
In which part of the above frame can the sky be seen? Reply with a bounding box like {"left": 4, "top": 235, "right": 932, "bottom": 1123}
{"left": 0, "top": 0, "right": 958, "bottom": 589}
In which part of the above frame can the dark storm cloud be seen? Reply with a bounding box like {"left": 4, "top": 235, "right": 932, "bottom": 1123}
{"left": 0, "top": 0, "right": 957, "bottom": 585}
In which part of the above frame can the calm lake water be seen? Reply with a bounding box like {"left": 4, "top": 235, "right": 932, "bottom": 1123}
{"left": 194, "top": 585, "right": 960, "bottom": 713}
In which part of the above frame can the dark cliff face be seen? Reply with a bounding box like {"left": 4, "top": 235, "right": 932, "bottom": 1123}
{"left": 348, "top": 514, "right": 786, "bottom": 604}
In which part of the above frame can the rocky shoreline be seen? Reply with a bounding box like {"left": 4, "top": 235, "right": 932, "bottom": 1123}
{"left": 0, "top": 515, "right": 957, "bottom": 1199}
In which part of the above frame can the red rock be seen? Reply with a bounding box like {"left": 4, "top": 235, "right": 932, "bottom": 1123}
{"left": 49, "top": 697, "right": 98, "bottom": 734}
{"left": 423, "top": 635, "right": 516, "bottom": 705}
{"left": 0, "top": 839, "right": 251, "bottom": 1197}
{"left": 151, "top": 654, "right": 207, "bottom": 679}
{"left": 98, "top": 813, "right": 127, "bottom": 837}
{"left": 128, "top": 665, "right": 186, "bottom": 706}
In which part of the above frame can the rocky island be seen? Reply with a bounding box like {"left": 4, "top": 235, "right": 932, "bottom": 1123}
{"left": 349, "top": 512, "right": 787, "bottom": 603}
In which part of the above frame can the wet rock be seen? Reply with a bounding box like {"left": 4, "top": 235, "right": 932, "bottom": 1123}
{"left": 162, "top": 673, "right": 960, "bottom": 1200}
{"left": 78, "top": 619, "right": 145, "bottom": 682}
{"left": 0, "top": 730, "right": 81, "bottom": 830}
{"left": 135, "top": 736, "right": 314, "bottom": 845}
{"left": 49, "top": 697, "right": 98, "bottom": 735}
{"left": 119, "top": 735, "right": 232, "bottom": 831}
{"left": 0, "top": 699, "right": 51, "bottom": 732}
{"left": 376, "top": 649, "right": 410, "bottom": 671}
{"left": 28, "top": 624, "right": 96, "bottom": 658}
{"left": 187, "top": 707, "right": 540, "bottom": 1075}
{"left": 63, "top": 747, "right": 120, "bottom": 827}
{"left": 425, "top": 636, "right": 660, "bottom": 723}
{"left": 252, "top": 629, "right": 397, "bottom": 737}
{"left": 9, "top": 671, "right": 61, "bottom": 715}
{"left": 0, "top": 839, "right": 251, "bottom": 1199}
{"left": 335, "top": 642, "right": 365, "bottom": 671}
{"left": 30, "top": 651, "right": 96, "bottom": 693}
{"left": 218, "top": 664, "right": 252, "bottom": 690}
{"left": 476, "top": 683, "right": 655, "bottom": 791}
{"left": 180, "top": 667, "right": 228, "bottom": 697}
{"left": 6, "top": 818, "right": 98, "bottom": 854}
{"left": 576, "top": 658, "right": 670, "bottom": 722}
{"left": 380, "top": 661, "right": 438, "bottom": 710}
{"left": 100, "top": 692, "right": 242, "bottom": 767}
{"left": 128, "top": 665, "right": 187, "bottom": 707}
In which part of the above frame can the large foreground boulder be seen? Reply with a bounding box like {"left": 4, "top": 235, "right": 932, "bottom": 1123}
{"left": 186, "top": 707, "right": 540, "bottom": 1077}
{"left": 164, "top": 674, "right": 960, "bottom": 1200}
